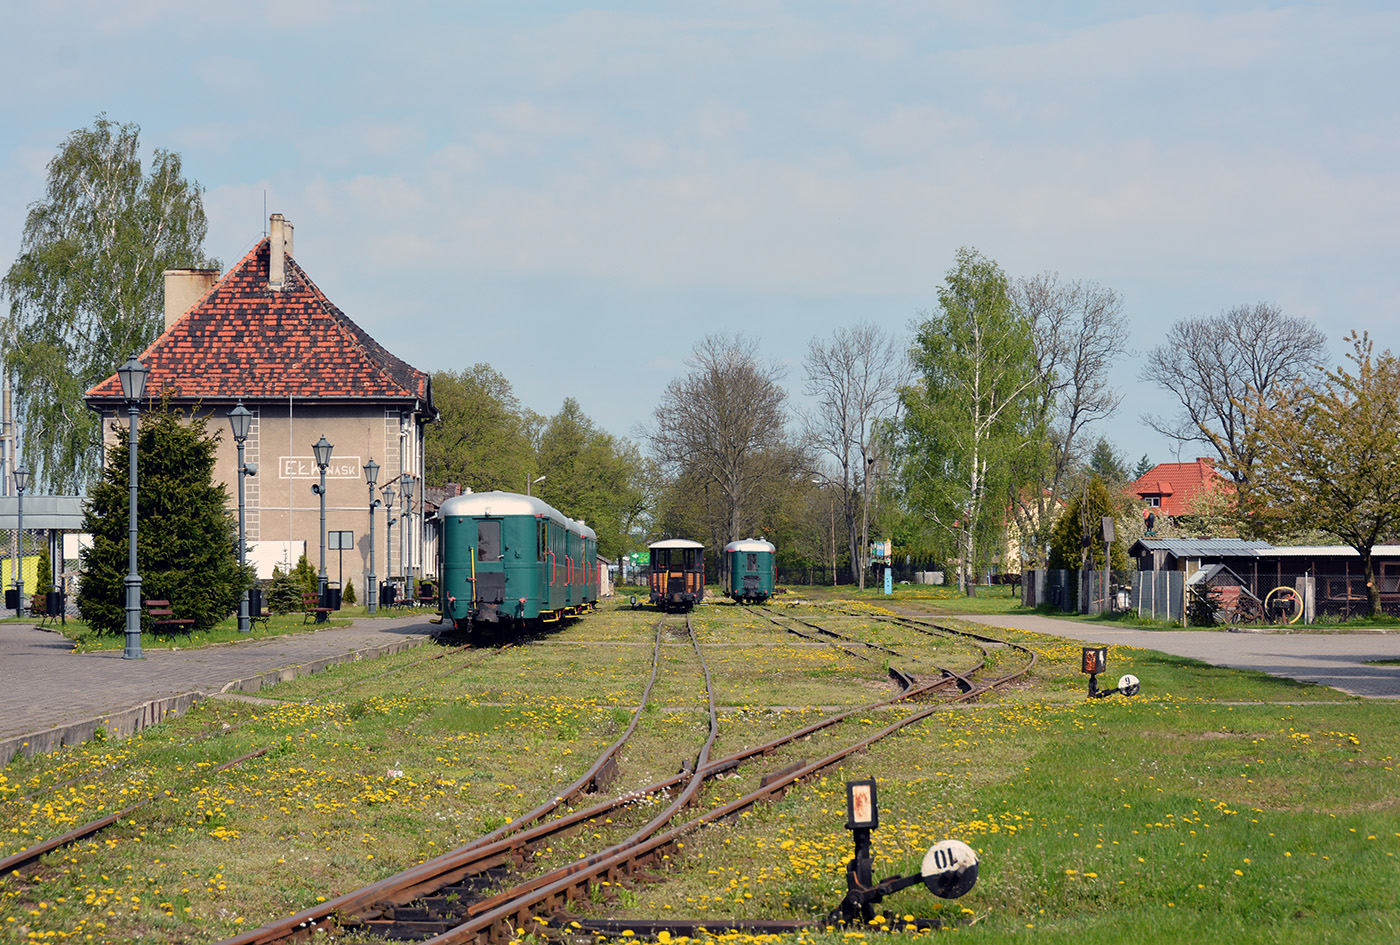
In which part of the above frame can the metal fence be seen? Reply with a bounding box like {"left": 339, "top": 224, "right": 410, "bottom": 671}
{"left": 1131, "top": 570, "right": 1185, "bottom": 623}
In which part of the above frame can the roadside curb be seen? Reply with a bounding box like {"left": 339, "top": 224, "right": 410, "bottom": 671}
{"left": 0, "top": 635, "right": 432, "bottom": 767}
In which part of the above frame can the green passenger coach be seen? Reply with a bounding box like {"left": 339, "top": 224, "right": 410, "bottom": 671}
{"left": 438, "top": 490, "right": 597, "bottom": 633}
{"left": 724, "top": 538, "right": 776, "bottom": 603}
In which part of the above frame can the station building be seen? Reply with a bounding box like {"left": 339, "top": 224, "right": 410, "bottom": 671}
{"left": 84, "top": 215, "right": 436, "bottom": 597}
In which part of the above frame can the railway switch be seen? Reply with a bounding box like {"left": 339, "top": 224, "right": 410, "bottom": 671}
{"left": 827, "top": 779, "right": 979, "bottom": 927}
{"left": 1082, "top": 646, "right": 1141, "bottom": 698}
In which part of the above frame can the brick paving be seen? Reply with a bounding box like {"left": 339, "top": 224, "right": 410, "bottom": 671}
{"left": 0, "top": 615, "right": 440, "bottom": 765}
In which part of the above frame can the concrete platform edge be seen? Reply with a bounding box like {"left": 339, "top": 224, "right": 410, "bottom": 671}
{"left": 0, "top": 635, "right": 430, "bottom": 767}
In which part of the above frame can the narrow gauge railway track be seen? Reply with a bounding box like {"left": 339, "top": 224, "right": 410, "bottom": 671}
{"left": 0, "top": 639, "right": 498, "bottom": 876}
{"left": 752, "top": 604, "right": 984, "bottom": 693}
{"left": 220, "top": 618, "right": 1037, "bottom": 945}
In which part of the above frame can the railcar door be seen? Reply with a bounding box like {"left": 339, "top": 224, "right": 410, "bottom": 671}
{"left": 474, "top": 518, "right": 506, "bottom": 620}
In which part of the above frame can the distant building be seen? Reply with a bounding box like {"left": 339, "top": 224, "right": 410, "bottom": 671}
{"left": 1128, "top": 457, "right": 1231, "bottom": 527}
{"left": 85, "top": 214, "right": 437, "bottom": 592}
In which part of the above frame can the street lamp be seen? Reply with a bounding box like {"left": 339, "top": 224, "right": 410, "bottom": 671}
{"left": 812, "top": 477, "right": 837, "bottom": 587}
{"left": 527, "top": 474, "right": 545, "bottom": 497}
{"left": 228, "top": 402, "right": 256, "bottom": 633}
{"left": 311, "top": 435, "right": 333, "bottom": 603}
{"left": 382, "top": 482, "right": 396, "bottom": 604}
{"left": 117, "top": 353, "right": 148, "bottom": 659}
{"left": 401, "top": 474, "right": 416, "bottom": 601}
{"left": 12, "top": 465, "right": 28, "bottom": 618}
{"left": 364, "top": 459, "right": 380, "bottom": 614}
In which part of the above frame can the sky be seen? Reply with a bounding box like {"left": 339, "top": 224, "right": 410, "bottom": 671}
{"left": 2, "top": 1, "right": 1397, "bottom": 474}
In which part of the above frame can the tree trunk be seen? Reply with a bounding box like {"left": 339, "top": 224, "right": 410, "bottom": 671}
{"left": 1361, "top": 548, "right": 1380, "bottom": 617}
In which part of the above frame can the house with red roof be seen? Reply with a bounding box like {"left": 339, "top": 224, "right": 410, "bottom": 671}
{"left": 85, "top": 214, "right": 436, "bottom": 594}
{"left": 1128, "top": 457, "right": 1231, "bottom": 528}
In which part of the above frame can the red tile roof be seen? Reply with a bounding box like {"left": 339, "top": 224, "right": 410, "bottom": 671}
{"left": 1129, "top": 458, "right": 1229, "bottom": 517}
{"left": 86, "top": 238, "right": 429, "bottom": 404}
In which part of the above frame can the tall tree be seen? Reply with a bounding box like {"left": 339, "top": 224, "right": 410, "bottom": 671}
{"left": 1047, "top": 474, "right": 1131, "bottom": 616}
{"left": 900, "top": 248, "right": 1041, "bottom": 594}
{"left": 1243, "top": 332, "right": 1400, "bottom": 617}
{"left": 803, "top": 322, "right": 909, "bottom": 587}
{"left": 424, "top": 364, "right": 540, "bottom": 493}
{"left": 535, "top": 398, "right": 649, "bottom": 561}
{"left": 78, "top": 402, "right": 248, "bottom": 635}
{"left": 1141, "top": 303, "right": 1326, "bottom": 484}
{"left": 647, "top": 334, "right": 795, "bottom": 579}
{"left": 1008, "top": 272, "right": 1127, "bottom": 568}
{"left": 1, "top": 116, "right": 217, "bottom": 492}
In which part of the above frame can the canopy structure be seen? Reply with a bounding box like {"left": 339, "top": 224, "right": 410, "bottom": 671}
{"left": 0, "top": 496, "right": 86, "bottom": 530}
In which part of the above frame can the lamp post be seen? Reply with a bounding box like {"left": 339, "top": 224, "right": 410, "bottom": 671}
{"left": 401, "top": 474, "right": 416, "bottom": 601}
{"left": 117, "top": 354, "right": 148, "bottom": 659}
{"left": 228, "top": 402, "right": 256, "bottom": 633}
{"left": 813, "top": 477, "right": 837, "bottom": 587}
{"left": 364, "top": 459, "right": 380, "bottom": 614}
{"left": 527, "top": 474, "right": 545, "bottom": 497}
{"left": 381, "top": 483, "right": 395, "bottom": 604}
{"left": 12, "top": 465, "right": 27, "bottom": 618}
{"left": 311, "top": 436, "right": 333, "bottom": 603}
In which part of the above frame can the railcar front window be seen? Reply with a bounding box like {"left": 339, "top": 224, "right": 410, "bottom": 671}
{"left": 478, "top": 520, "right": 502, "bottom": 562}
{"left": 747, "top": 553, "right": 757, "bottom": 572}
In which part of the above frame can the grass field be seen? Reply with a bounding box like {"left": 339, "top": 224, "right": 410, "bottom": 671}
{"left": 1, "top": 599, "right": 1396, "bottom": 944}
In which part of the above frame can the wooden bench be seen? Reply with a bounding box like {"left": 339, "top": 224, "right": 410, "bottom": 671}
{"left": 145, "top": 599, "right": 194, "bottom": 640}
{"left": 302, "top": 592, "right": 333, "bottom": 625}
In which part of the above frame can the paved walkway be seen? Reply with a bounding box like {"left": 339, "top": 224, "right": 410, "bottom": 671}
{"left": 0, "top": 615, "right": 441, "bottom": 765}
{"left": 908, "top": 610, "right": 1400, "bottom": 700}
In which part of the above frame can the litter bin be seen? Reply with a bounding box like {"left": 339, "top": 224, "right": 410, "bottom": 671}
{"left": 322, "top": 584, "right": 343, "bottom": 611}
{"left": 46, "top": 589, "right": 64, "bottom": 617}
{"left": 380, "top": 582, "right": 396, "bottom": 608}
{"left": 247, "top": 586, "right": 263, "bottom": 617}
{"left": 4, "top": 588, "right": 17, "bottom": 610}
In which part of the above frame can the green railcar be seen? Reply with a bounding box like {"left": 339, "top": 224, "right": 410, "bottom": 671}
{"left": 724, "top": 538, "right": 776, "bottom": 603}
{"left": 438, "top": 491, "right": 597, "bottom": 632}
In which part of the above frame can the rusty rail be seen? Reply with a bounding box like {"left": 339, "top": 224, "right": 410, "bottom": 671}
{"left": 216, "top": 615, "right": 1031, "bottom": 945}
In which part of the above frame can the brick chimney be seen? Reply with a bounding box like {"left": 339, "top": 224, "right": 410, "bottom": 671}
{"left": 162, "top": 268, "right": 219, "bottom": 332}
{"left": 268, "top": 213, "right": 294, "bottom": 291}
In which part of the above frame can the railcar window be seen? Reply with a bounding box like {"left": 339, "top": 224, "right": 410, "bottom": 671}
{"left": 478, "top": 520, "right": 502, "bottom": 562}
{"left": 746, "top": 553, "right": 757, "bottom": 572}
{"left": 539, "top": 520, "right": 548, "bottom": 561}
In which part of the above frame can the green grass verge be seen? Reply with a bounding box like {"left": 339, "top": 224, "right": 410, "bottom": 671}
{"left": 1, "top": 599, "right": 1395, "bottom": 944}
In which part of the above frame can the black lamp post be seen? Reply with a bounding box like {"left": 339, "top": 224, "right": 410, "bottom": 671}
{"left": 364, "top": 459, "right": 380, "bottom": 614}
{"left": 381, "top": 483, "right": 396, "bottom": 605}
{"left": 117, "top": 353, "right": 148, "bottom": 659}
{"left": 401, "top": 474, "right": 416, "bottom": 600}
{"left": 12, "top": 465, "right": 28, "bottom": 618}
{"left": 311, "top": 436, "right": 333, "bottom": 603}
{"left": 228, "top": 402, "right": 256, "bottom": 632}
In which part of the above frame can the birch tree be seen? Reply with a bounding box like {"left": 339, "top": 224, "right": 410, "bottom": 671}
{"left": 900, "top": 248, "right": 1040, "bottom": 594}
{"left": 803, "top": 323, "right": 908, "bottom": 587}
{"left": 1, "top": 115, "right": 217, "bottom": 492}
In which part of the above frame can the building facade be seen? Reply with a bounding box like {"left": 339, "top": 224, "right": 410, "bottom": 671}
{"left": 85, "top": 215, "right": 436, "bottom": 597}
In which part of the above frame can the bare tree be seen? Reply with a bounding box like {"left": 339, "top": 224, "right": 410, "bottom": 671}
{"left": 1141, "top": 303, "right": 1326, "bottom": 483}
{"left": 647, "top": 334, "right": 792, "bottom": 578}
{"left": 1009, "top": 273, "right": 1128, "bottom": 568}
{"left": 803, "top": 322, "right": 909, "bottom": 588}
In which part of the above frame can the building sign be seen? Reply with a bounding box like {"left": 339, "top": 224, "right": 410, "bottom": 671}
{"left": 280, "top": 456, "right": 364, "bottom": 480}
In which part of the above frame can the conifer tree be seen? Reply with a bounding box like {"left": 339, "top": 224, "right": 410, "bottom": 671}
{"left": 77, "top": 403, "right": 248, "bottom": 634}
